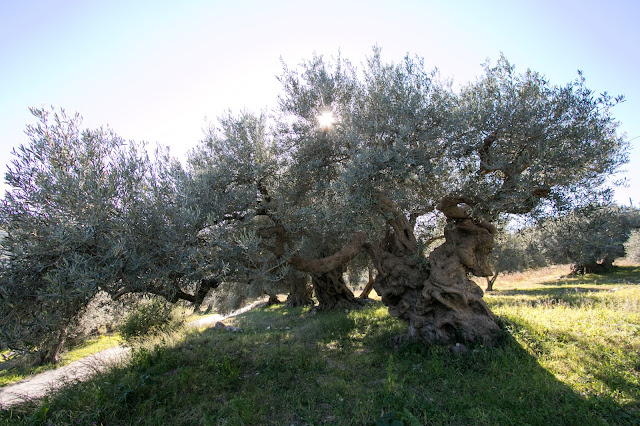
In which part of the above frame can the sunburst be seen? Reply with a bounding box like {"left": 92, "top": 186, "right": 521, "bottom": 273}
{"left": 317, "top": 110, "right": 335, "bottom": 129}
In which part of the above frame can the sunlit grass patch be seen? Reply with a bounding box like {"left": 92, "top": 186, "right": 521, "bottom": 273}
{"left": 489, "top": 268, "right": 640, "bottom": 412}
{"left": 0, "top": 334, "right": 122, "bottom": 388}
{"left": 60, "top": 334, "right": 122, "bottom": 364}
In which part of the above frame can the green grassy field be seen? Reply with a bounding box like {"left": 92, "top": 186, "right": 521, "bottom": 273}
{"left": 1, "top": 265, "right": 639, "bottom": 425}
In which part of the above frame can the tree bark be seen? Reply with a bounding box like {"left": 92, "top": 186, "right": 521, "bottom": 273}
{"left": 486, "top": 270, "right": 499, "bottom": 291}
{"left": 37, "top": 326, "right": 68, "bottom": 365}
{"left": 286, "top": 278, "right": 314, "bottom": 307}
{"left": 366, "top": 196, "right": 503, "bottom": 349}
{"left": 412, "top": 196, "right": 502, "bottom": 347}
{"left": 288, "top": 232, "right": 368, "bottom": 311}
{"left": 311, "top": 266, "right": 361, "bottom": 311}
{"left": 570, "top": 255, "right": 615, "bottom": 275}
{"left": 358, "top": 268, "right": 375, "bottom": 299}
{"left": 266, "top": 293, "right": 282, "bottom": 305}
{"left": 365, "top": 203, "right": 427, "bottom": 322}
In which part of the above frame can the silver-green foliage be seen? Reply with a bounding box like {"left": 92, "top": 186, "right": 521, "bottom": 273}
{"left": 490, "top": 204, "right": 640, "bottom": 273}
{"left": 118, "top": 297, "right": 185, "bottom": 346}
{"left": 189, "top": 48, "right": 628, "bottom": 308}
{"left": 490, "top": 225, "right": 548, "bottom": 273}
{"left": 454, "top": 56, "right": 627, "bottom": 217}
{"left": 537, "top": 203, "right": 640, "bottom": 269}
{"left": 0, "top": 47, "right": 629, "bottom": 356}
{"left": 0, "top": 108, "right": 210, "bottom": 360}
{"left": 624, "top": 229, "right": 640, "bottom": 263}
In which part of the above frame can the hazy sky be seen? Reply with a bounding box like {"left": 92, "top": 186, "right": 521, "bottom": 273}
{"left": 1, "top": 0, "right": 638, "bottom": 203}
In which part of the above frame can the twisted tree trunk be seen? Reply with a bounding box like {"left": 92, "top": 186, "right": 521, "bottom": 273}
{"left": 367, "top": 196, "right": 503, "bottom": 349}
{"left": 259, "top": 223, "right": 366, "bottom": 311}
{"left": 365, "top": 200, "right": 427, "bottom": 323}
{"left": 311, "top": 266, "right": 360, "bottom": 311}
{"left": 290, "top": 233, "right": 368, "bottom": 311}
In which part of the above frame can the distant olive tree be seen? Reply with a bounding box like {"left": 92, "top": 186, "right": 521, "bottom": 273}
{"left": 538, "top": 203, "right": 640, "bottom": 275}
{"left": 624, "top": 229, "right": 640, "bottom": 263}
{"left": 484, "top": 223, "right": 548, "bottom": 290}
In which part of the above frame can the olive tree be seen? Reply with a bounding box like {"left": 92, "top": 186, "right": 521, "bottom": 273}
{"left": 0, "top": 108, "right": 222, "bottom": 363}
{"left": 189, "top": 49, "right": 627, "bottom": 349}
{"left": 186, "top": 111, "right": 304, "bottom": 312}
{"left": 538, "top": 203, "right": 640, "bottom": 274}
{"left": 5, "top": 48, "right": 627, "bottom": 358}
{"left": 625, "top": 229, "right": 640, "bottom": 263}
{"left": 241, "top": 50, "right": 627, "bottom": 348}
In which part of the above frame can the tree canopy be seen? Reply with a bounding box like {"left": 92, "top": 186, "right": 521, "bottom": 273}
{"left": 0, "top": 49, "right": 629, "bottom": 361}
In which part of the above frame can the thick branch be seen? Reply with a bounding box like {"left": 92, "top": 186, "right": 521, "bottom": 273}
{"left": 437, "top": 196, "right": 496, "bottom": 233}
{"left": 257, "top": 225, "right": 290, "bottom": 258}
{"left": 478, "top": 132, "right": 500, "bottom": 175}
{"left": 290, "top": 232, "right": 367, "bottom": 274}
{"left": 111, "top": 277, "right": 219, "bottom": 307}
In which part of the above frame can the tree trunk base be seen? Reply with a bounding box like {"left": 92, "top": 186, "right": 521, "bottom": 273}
{"left": 266, "top": 294, "right": 282, "bottom": 305}
{"left": 312, "top": 268, "right": 363, "bottom": 311}
{"left": 569, "top": 258, "right": 615, "bottom": 276}
{"left": 486, "top": 271, "right": 498, "bottom": 292}
{"left": 368, "top": 196, "right": 504, "bottom": 349}
{"left": 358, "top": 268, "right": 375, "bottom": 299}
{"left": 286, "top": 279, "right": 314, "bottom": 308}
{"left": 409, "top": 202, "right": 503, "bottom": 348}
{"left": 36, "top": 327, "right": 68, "bottom": 365}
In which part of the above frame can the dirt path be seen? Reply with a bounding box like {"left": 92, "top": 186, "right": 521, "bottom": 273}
{"left": 0, "top": 302, "right": 261, "bottom": 409}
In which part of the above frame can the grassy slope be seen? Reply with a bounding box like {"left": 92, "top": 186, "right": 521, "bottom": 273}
{"left": 1, "top": 265, "right": 639, "bottom": 425}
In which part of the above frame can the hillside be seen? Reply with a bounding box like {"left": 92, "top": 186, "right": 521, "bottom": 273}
{"left": 1, "top": 265, "right": 639, "bottom": 425}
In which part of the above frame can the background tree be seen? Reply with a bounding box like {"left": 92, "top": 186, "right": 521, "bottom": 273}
{"left": 538, "top": 203, "right": 640, "bottom": 275}
{"left": 625, "top": 228, "right": 640, "bottom": 264}
{"left": 484, "top": 222, "right": 547, "bottom": 290}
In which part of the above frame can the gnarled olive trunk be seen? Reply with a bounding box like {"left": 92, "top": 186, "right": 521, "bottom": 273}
{"left": 365, "top": 200, "right": 428, "bottom": 322}
{"left": 368, "top": 196, "right": 503, "bottom": 349}
{"left": 286, "top": 278, "right": 314, "bottom": 307}
{"left": 311, "top": 267, "right": 359, "bottom": 311}
{"left": 412, "top": 196, "right": 502, "bottom": 347}
{"left": 290, "top": 233, "right": 367, "bottom": 311}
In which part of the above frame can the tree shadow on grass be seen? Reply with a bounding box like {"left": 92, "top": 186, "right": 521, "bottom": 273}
{"left": 1, "top": 302, "right": 639, "bottom": 424}
{"left": 499, "top": 316, "right": 640, "bottom": 423}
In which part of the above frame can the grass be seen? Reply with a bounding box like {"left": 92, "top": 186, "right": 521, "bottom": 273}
{"left": 0, "top": 307, "right": 219, "bottom": 389}
{"left": 1, "top": 265, "right": 639, "bottom": 424}
{"left": 0, "top": 334, "right": 121, "bottom": 388}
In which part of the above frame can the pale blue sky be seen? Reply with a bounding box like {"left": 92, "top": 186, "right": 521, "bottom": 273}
{"left": 1, "top": 0, "right": 638, "bottom": 203}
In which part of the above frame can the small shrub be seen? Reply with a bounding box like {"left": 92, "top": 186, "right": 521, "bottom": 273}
{"left": 119, "top": 298, "right": 185, "bottom": 345}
